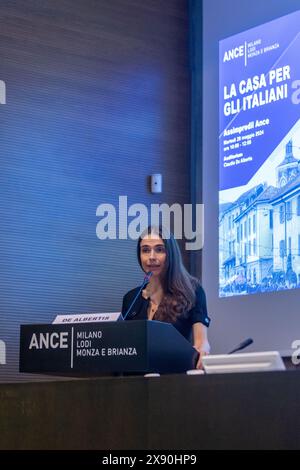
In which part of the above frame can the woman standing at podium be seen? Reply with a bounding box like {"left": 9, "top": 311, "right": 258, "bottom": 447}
{"left": 122, "top": 226, "right": 210, "bottom": 369}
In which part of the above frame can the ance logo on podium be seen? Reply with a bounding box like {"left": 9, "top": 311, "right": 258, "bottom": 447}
{"left": 20, "top": 316, "right": 196, "bottom": 376}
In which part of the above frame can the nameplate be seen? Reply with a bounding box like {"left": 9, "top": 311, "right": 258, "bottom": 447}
{"left": 52, "top": 312, "right": 122, "bottom": 324}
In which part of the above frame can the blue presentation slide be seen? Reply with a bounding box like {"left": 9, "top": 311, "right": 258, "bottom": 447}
{"left": 219, "top": 10, "right": 300, "bottom": 297}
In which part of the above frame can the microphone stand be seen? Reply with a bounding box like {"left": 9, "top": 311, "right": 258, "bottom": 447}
{"left": 122, "top": 272, "right": 153, "bottom": 321}
{"left": 228, "top": 338, "right": 253, "bottom": 354}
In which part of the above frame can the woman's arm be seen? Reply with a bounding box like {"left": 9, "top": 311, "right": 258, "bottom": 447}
{"left": 192, "top": 322, "right": 210, "bottom": 369}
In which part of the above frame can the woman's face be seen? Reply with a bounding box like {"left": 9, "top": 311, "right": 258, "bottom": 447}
{"left": 140, "top": 233, "right": 167, "bottom": 278}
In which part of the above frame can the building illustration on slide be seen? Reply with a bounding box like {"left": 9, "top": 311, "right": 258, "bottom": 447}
{"left": 219, "top": 139, "right": 300, "bottom": 296}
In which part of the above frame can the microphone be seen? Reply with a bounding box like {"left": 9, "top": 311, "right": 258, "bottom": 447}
{"left": 122, "top": 272, "right": 153, "bottom": 321}
{"left": 228, "top": 338, "right": 253, "bottom": 354}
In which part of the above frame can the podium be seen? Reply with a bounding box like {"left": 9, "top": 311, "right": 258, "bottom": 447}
{"left": 20, "top": 320, "right": 197, "bottom": 375}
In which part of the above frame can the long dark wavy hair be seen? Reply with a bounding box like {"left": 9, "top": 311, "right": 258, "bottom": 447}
{"left": 137, "top": 226, "right": 199, "bottom": 322}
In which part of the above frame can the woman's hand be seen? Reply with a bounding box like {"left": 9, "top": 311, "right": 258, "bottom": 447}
{"left": 193, "top": 340, "right": 210, "bottom": 369}
{"left": 192, "top": 322, "right": 210, "bottom": 369}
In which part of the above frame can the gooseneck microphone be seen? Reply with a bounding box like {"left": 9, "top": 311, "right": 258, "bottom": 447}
{"left": 228, "top": 338, "right": 253, "bottom": 354}
{"left": 122, "top": 272, "right": 153, "bottom": 321}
